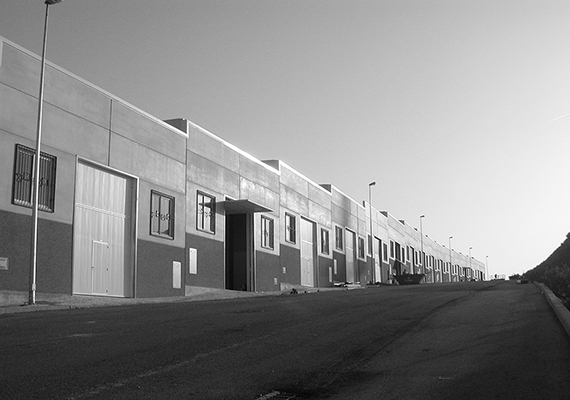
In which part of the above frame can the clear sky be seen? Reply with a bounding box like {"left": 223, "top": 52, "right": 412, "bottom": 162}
{"left": 2, "top": 0, "right": 569, "bottom": 278}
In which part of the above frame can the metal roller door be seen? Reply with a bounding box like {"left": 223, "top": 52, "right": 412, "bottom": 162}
{"left": 72, "top": 161, "right": 135, "bottom": 297}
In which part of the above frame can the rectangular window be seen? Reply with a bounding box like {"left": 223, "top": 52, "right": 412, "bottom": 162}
{"left": 12, "top": 144, "right": 57, "bottom": 212}
{"left": 383, "top": 243, "right": 388, "bottom": 262}
{"left": 335, "top": 226, "right": 343, "bottom": 250}
{"left": 197, "top": 191, "right": 215, "bottom": 233}
{"left": 285, "top": 213, "right": 296, "bottom": 243}
{"left": 321, "top": 228, "right": 330, "bottom": 255}
{"left": 368, "top": 235, "right": 373, "bottom": 256}
{"left": 358, "top": 236, "right": 365, "bottom": 259}
{"left": 395, "top": 242, "right": 401, "bottom": 261}
{"left": 261, "top": 216, "right": 274, "bottom": 250}
{"left": 150, "top": 190, "right": 174, "bottom": 239}
{"left": 390, "top": 240, "right": 395, "bottom": 259}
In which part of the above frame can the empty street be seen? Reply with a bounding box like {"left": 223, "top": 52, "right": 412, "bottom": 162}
{"left": 1, "top": 281, "right": 569, "bottom": 399}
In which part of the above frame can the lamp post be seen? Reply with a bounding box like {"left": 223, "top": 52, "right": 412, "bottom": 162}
{"left": 469, "top": 246, "right": 472, "bottom": 280}
{"left": 368, "top": 182, "right": 376, "bottom": 283}
{"left": 448, "top": 236, "right": 453, "bottom": 283}
{"left": 486, "top": 255, "right": 489, "bottom": 281}
{"left": 29, "top": 0, "right": 64, "bottom": 306}
{"left": 419, "top": 215, "right": 425, "bottom": 276}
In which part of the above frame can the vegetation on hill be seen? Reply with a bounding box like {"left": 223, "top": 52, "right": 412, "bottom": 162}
{"left": 523, "top": 233, "right": 570, "bottom": 309}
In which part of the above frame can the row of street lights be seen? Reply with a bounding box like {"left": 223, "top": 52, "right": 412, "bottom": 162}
{"left": 367, "top": 183, "right": 488, "bottom": 282}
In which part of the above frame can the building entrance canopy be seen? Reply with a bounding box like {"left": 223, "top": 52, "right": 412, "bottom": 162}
{"left": 222, "top": 199, "right": 273, "bottom": 215}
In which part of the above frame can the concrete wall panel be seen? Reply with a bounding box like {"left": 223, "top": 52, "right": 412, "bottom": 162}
{"left": 239, "top": 155, "right": 279, "bottom": 193}
{"left": 187, "top": 126, "right": 240, "bottom": 172}
{"left": 0, "top": 42, "right": 41, "bottom": 97}
{"left": 110, "top": 134, "right": 185, "bottom": 193}
{"left": 280, "top": 185, "right": 309, "bottom": 215}
{"left": 280, "top": 166, "right": 309, "bottom": 198}
{"left": 308, "top": 184, "right": 331, "bottom": 207}
{"left": 308, "top": 201, "right": 331, "bottom": 227}
{"left": 136, "top": 239, "right": 186, "bottom": 298}
{"left": 0, "top": 210, "right": 71, "bottom": 293}
{"left": 255, "top": 251, "right": 280, "bottom": 292}
{"left": 279, "top": 243, "right": 301, "bottom": 287}
{"left": 0, "top": 83, "right": 37, "bottom": 140}
{"left": 43, "top": 103, "right": 109, "bottom": 164}
{"left": 187, "top": 153, "right": 240, "bottom": 197}
{"left": 185, "top": 233, "right": 225, "bottom": 289}
{"left": 111, "top": 101, "right": 186, "bottom": 163}
{"left": 240, "top": 178, "right": 279, "bottom": 212}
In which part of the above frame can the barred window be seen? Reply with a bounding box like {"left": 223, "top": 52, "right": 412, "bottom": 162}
{"left": 321, "top": 228, "right": 330, "bottom": 255}
{"left": 150, "top": 190, "right": 174, "bottom": 239}
{"left": 285, "top": 213, "right": 296, "bottom": 243}
{"left": 261, "top": 216, "right": 274, "bottom": 250}
{"left": 12, "top": 144, "right": 57, "bottom": 213}
{"left": 197, "top": 191, "right": 215, "bottom": 233}
{"left": 358, "top": 236, "right": 365, "bottom": 259}
{"left": 335, "top": 226, "right": 343, "bottom": 250}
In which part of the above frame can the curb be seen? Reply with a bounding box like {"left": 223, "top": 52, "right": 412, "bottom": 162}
{"left": 535, "top": 282, "right": 570, "bottom": 338}
{"left": 0, "top": 304, "right": 76, "bottom": 315}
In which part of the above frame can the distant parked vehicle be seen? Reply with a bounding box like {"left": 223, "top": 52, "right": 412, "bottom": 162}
{"left": 394, "top": 274, "right": 425, "bottom": 285}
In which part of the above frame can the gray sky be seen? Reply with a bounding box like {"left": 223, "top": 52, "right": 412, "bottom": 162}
{"left": 2, "top": 0, "right": 569, "bottom": 278}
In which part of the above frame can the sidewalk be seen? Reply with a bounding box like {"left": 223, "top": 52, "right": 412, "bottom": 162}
{"left": 0, "top": 287, "right": 279, "bottom": 315}
{"left": 0, "top": 285, "right": 350, "bottom": 315}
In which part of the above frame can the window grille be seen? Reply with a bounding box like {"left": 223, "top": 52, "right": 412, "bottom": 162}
{"left": 12, "top": 144, "right": 57, "bottom": 212}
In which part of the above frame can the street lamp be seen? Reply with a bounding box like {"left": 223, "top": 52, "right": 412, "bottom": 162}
{"left": 486, "top": 255, "right": 489, "bottom": 281}
{"left": 29, "top": 0, "right": 64, "bottom": 305}
{"left": 368, "top": 182, "right": 376, "bottom": 283}
{"left": 448, "top": 236, "right": 453, "bottom": 282}
{"left": 419, "top": 215, "right": 425, "bottom": 276}
{"left": 469, "top": 246, "right": 472, "bottom": 280}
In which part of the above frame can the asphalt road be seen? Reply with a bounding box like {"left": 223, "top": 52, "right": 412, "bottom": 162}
{"left": 1, "top": 281, "right": 569, "bottom": 399}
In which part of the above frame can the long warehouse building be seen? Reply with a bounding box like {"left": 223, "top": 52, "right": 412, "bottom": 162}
{"left": 0, "top": 36, "right": 485, "bottom": 298}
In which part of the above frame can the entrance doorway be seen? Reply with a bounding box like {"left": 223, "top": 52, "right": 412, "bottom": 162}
{"left": 300, "top": 218, "right": 316, "bottom": 287}
{"left": 72, "top": 161, "right": 136, "bottom": 297}
{"left": 374, "top": 237, "right": 382, "bottom": 283}
{"left": 345, "top": 229, "right": 356, "bottom": 283}
{"left": 225, "top": 213, "right": 252, "bottom": 291}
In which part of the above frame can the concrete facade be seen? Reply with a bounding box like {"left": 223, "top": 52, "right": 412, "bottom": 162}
{"left": 0, "top": 36, "right": 485, "bottom": 298}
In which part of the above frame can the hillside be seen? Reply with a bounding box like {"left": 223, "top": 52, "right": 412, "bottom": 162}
{"left": 524, "top": 233, "right": 570, "bottom": 308}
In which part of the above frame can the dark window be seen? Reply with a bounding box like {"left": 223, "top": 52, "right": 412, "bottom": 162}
{"left": 335, "top": 226, "right": 343, "bottom": 250}
{"left": 197, "top": 191, "right": 215, "bottom": 233}
{"left": 12, "top": 144, "right": 57, "bottom": 212}
{"left": 285, "top": 213, "right": 296, "bottom": 243}
{"left": 358, "top": 236, "right": 365, "bottom": 259}
{"left": 150, "top": 191, "right": 174, "bottom": 239}
{"left": 261, "top": 216, "right": 274, "bottom": 250}
{"left": 321, "top": 228, "right": 330, "bottom": 254}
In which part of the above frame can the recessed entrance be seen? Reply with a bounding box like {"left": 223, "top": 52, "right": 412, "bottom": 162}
{"left": 225, "top": 213, "right": 252, "bottom": 291}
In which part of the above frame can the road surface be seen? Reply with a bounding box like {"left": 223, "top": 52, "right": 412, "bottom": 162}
{"left": 1, "top": 281, "right": 569, "bottom": 399}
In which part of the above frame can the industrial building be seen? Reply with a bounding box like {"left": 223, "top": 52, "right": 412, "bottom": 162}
{"left": 0, "top": 36, "right": 485, "bottom": 299}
